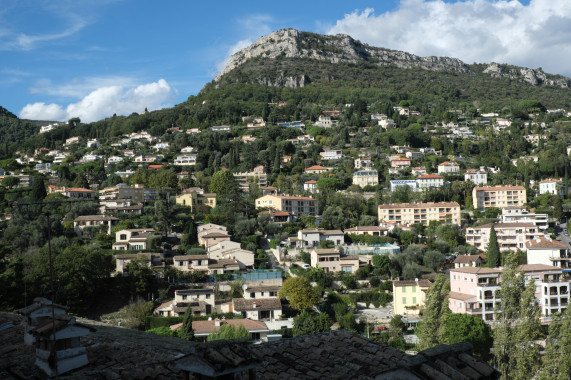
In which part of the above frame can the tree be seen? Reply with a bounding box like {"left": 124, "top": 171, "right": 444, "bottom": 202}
{"left": 30, "top": 176, "right": 47, "bottom": 201}
{"left": 389, "top": 315, "right": 407, "bottom": 338}
{"left": 487, "top": 225, "right": 500, "bottom": 267}
{"left": 320, "top": 205, "right": 351, "bottom": 230}
{"left": 401, "top": 262, "right": 423, "bottom": 280}
{"left": 537, "top": 306, "right": 571, "bottom": 380}
{"left": 372, "top": 254, "right": 390, "bottom": 275}
{"left": 125, "top": 258, "right": 154, "bottom": 295}
{"left": 207, "top": 323, "right": 250, "bottom": 341}
{"left": 423, "top": 250, "right": 445, "bottom": 272}
{"left": 441, "top": 314, "right": 493, "bottom": 357}
{"left": 417, "top": 274, "right": 449, "bottom": 350}
{"left": 553, "top": 195, "right": 563, "bottom": 221}
{"left": 179, "top": 305, "right": 195, "bottom": 341}
{"left": 493, "top": 252, "right": 542, "bottom": 379}
{"left": 1, "top": 176, "right": 19, "bottom": 189}
{"left": 209, "top": 169, "right": 240, "bottom": 204}
{"left": 293, "top": 310, "right": 331, "bottom": 337}
{"left": 279, "top": 276, "right": 320, "bottom": 311}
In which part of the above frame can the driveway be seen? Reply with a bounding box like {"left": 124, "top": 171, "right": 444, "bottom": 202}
{"left": 354, "top": 303, "right": 394, "bottom": 324}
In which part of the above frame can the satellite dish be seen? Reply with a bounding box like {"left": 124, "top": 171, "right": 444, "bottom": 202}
{"left": 242, "top": 284, "right": 248, "bottom": 290}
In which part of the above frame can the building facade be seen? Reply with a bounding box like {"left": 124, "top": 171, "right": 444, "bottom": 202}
{"left": 472, "top": 186, "right": 526, "bottom": 210}
{"left": 378, "top": 202, "right": 461, "bottom": 226}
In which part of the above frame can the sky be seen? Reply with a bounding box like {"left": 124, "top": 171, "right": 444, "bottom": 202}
{"left": 2, "top": 0, "right": 570, "bottom": 123}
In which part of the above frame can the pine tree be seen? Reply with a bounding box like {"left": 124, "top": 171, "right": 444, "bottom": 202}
{"left": 179, "top": 305, "right": 194, "bottom": 341}
{"left": 487, "top": 225, "right": 500, "bottom": 267}
{"left": 537, "top": 306, "right": 571, "bottom": 380}
{"left": 30, "top": 176, "right": 47, "bottom": 201}
{"left": 417, "top": 274, "right": 450, "bottom": 350}
{"left": 493, "top": 252, "right": 541, "bottom": 379}
{"left": 188, "top": 219, "right": 198, "bottom": 245}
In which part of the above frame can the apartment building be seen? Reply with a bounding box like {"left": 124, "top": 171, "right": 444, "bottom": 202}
{"left": 233, "top": 166, "right": 267, "bottom": 188}
{"left": 472, "top": 186, "right": 526, "bottom": 210}
{"left": 378, "top": 202, "right": 461, "bottom": 226}
{"left": 255, "top": 195, "right": 318, "bottom": 218}
{"left": 352, "top": 170, "right": 379, "bottom": 188}
{"left": 465, "top": 223, "right": 544, "bottom": 252}
{"left": 117, "top": 184, "right": 157, "bottom": 204}
{"left": 392, "top": 279, "right": 432, "bottom": 316}
{"left": 449, "top": 265, "right": 569, "bottom": 322}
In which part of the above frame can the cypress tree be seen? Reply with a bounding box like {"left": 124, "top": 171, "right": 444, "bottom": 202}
{"left": 30, "top": 176, "right": 47, "bottom": 201}
{"left": 487, "top": 225, "right": 500, "bottom": 267}
{"left": 417, "top": 274, "right": 450, "bottom": 350}
{"left": 179, "top": 305, "right": 194, "bottom": 341}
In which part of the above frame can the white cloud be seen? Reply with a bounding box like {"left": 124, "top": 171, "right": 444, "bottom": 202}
{"left": 326, "top": 0, "right": 571, "bottom": 76}
{"left": 20, "top": 79, "right": 174, "bottom": 123}
{"left": 30, "top": 76, "right": 139, "bottom": 98}
{"left": 15, "top": 20, "right": 86, "bottom": 50}
{"left": 216, "top": 39, "right": 255, "bottom": 73}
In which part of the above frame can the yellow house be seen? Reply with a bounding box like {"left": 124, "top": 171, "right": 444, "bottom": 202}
{"left": 392, "top": 279, "right": 432, "bottom": 316}
{"left": 176, "top": 188, "right": 217, "bottom": 213}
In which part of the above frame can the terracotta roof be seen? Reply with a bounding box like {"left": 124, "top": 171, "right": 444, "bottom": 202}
{"left": 305, "top": 180, "right": 317, "bottom": 183}
{"left": 453, "top": 255, "right": 483, "bottom": 264}
{"left": 451, "top": 267, "right": 502, "bottom": 274}
{"left": 378, "top": 201, "right": 460, "bottom": 209}
{"left": 208, "top": 259, "right": 240, "bottom": 268}
{"left": 173, "top": 255, "right": 208, "bottom": 261}
{"left": 232, "top": 298, "right": 282, "bottom": 311}
{"left": 438, "top": 161, "right": 459, "bottom": 166}
{"left": 471, "top": 222, "right": 536, "bottom": 229}
{"left": 526, "top": 237, "right": 567, "bottom": 249}
{"left": 393, "top": 279, "right": 432, "bottom": 287}
{"left": 539, "top": 178, "right": 562, "bottom": 183}
{"left": 322, "top": 230, "right": 344, "bottom": 235}
{"left": 417, "top": 174, "right": 444, "bottom": 179}
{"left": 245, "top": 285, "right": 281, "bottom": 292}
{"left": 270, "top": 211, "right": 290, "bottom": 217}
{"left": 344, "top": 226, "right": 387, "bottom": 232}
{"left": 176, "top": 288, "right": 214, "bottom": 295}
{"left": 313, "top": 249, "right": 339, "bottom": 255}
{"left": 305, "top": 165, "right": 327, "bottom": 171}
{"left": 519, "top": 264, "right": 564, "bottom": 272}
{"left": 201, "top": 232, "right": 231, "bottom": 238}
{"left": 75, "top": 215, "right": 119, "bottom": 221}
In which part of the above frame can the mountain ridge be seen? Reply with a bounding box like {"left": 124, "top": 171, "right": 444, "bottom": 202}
{"left": 215, "top": 29, "right": 570, "bottom": 89}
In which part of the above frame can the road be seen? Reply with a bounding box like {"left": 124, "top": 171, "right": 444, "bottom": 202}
{"left": 554, "top": 222, "right": 571, "bottom": 247}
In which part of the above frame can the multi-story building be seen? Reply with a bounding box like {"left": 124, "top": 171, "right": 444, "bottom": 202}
{"left": 437, "top": 161, "right": 460, "bottom": 174}
{"left": 303, "top": 180, "right": 318, "bottom": 193}
{"left": 47, "top": 185, "right": 96, "bottom": 200}
{"left": 472, "top": 186, "right": 526, "bottom": 210}
{"left": 112, "top": 228, "right": 155, "bottom": 250}
{"left": 390, "top": 158, "right": 411, "bottom": 168}
{"left": 319, "top": 150, "right": 343, "bottom": 160}
{"left": 354, "top": 157, "right": 373, "bottom": 169}
{"left": 378, "top": 202, "right": 461, "bottom": 226}
{"left": 255, "top": 195, "right": 318, "bottom": 219}
{"left": 118, "top": 184, "right": 157, "bottom": 204}
{"left": 287, "top": 228, "right": 344, "bottom": 249}
{"left": 500, "top": 206, "right": 548, "bottom": 230}
{"left": 449, "top": 264, "right": 569, "bottom": 322}
{"left": 392, "top": 279, "right": 432, "bottom": 317}
{"left": 310, "top": 249, "right": 360, "bottom": 273}
{"left": 233, "top": 166, "right": 267, "bottom": 188}
{"left": 465, "top": 223, "right": 544, "bottom": 252}
{"left": 539, "top": 178, "right": 564, "bottom": 196}
{"left": 411, "top": 167, "right": 427, "bottom": 177}
{"left": 464, "top": 167, "right": 487, "bottom": 186}
{"left": 174, "top": 154, "right": 198, "bottom": 166}
{"left": 526, "top": 236, "right": 571, "bottom": 271}
{"left": 416, "top": 174, "right": 444, "bottom": 190}
{"left": 389, "top": 180, "right": 418, "bottom": 192}
{"left": 352, "top": 170, "right": 378, "bottom": 188}
{"left": 175, "top": 188, "right": 217, "bottom": 213}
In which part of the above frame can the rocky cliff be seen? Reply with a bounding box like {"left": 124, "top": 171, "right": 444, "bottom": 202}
{"left": 215, "top": 29, "right": 570, "bottom": 89}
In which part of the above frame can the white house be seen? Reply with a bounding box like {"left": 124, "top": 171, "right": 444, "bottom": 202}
{"left": 526, "top": 236, "right": 570, "bottom": 270}
{"left": 464, "top": 167, "right": 487, "bottom": 185}
{"left": 437, "top": 161, "right": 460, "bottom": 174}
{"left": 304, "top": 180, "right": 318, "bottom": 193}
{"left": 174, "top": 154, "right": 198, "bottom": 166}
{"left": 416, "top": 174, "right": 444, "bottom": 190}
{"left": 320, "top": 150, "right": 343, "bottom": 160}
{"left": 390, "top": 180, "right": 418, "bottom": 192}
{"left": 539, "top": 178, "right": 564, "bottom": 196}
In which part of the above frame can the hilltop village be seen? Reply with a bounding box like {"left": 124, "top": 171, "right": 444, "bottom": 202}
{"left": 1, "top": 99, "right": 571, "bottom": 378}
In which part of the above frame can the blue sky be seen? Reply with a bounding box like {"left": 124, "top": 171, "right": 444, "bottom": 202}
{"left": 2, "top": 0, "right": 569, "bottom": 123}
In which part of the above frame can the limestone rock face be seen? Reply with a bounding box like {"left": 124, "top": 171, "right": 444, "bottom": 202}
{"left": 215, "top": 28, "right": 570, "bottom": 89}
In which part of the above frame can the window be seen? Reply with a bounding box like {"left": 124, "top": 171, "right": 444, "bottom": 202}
{"left": 402, "top": 297, "right": 407, "bottom": 304}
{"left": 402, "top": 287, "right": 406, "bottom": 293}
{"left": 205, "top": 294, "right": 210, "bottom": 299}
{"left": 250, "top": 292, "right": 255, "bottom": 298}
{"left": 412, "top": 286, "right": 416, "bottom": 292}
{"left": 412, "top": 297, "right": 417, "bottom": 304}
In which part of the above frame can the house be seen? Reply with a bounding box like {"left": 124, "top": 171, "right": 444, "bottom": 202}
{"left": 389, "top": 180, "right": 418, "bottom": 192}
{"left": 464, "top": 167, "right": 487, "bottom": 185}
{"left": 539, "top": 178, "right": 564, "bottom": 196}
{"left": 208, "top": 259, "right": 241, "bottom": 274}
{"left": 314, "top": 115, "right": 338, "bottom": 128}
{"left": 281, "top": 155, "right": 292, "bottom": 164}
{"left": 304, "top": 180, "right": 318, "bottom": 193}
{"left": 305, "top": 165, "right": 327, "bottom": 174}
{"left": 176, "top": 188, "right": 217, "bottom": 213}
{"left": 207, "top": 241, "right": 255, "bottom": 269}
{"left": 288, "top": 228, "right": 345, "bottom": 249}
{"left": 154, "top": 299, "right": 208, "bottom": 317}
{"left": 73, "top": 215, "right": 119, "bottom": 235}
{"left": 319, "top": 150, "right": 343, "bottom": 160}
{"left": 173, "top": 255, "right": 210, "bottom": 272}
{"left": 260, "top": 210, "right": 293, "bottom": 224}
{"left": 277, "top": 121, "right": 304, "bottom": 129}
{"left": 210, "top": 125, "right": 231, "bottom": 132}
{"left": 261, "top": 186, "right": 278, "bottom": 196}
{"left": 411, "top": 167, "right": 428, "bottom": 177}
{"left": 64, "top": 136, "right": 80, "bottom": 146}
{"left": 416, "top": 174, "right": 444, "bottom": 190}
{"left": 112, "top": 229, "right": 155, "bottom": 251}
{"left": 453, "top": 255, "right": 484, "bottom": 268}
{"left": 117, "top": 184, "right": 157, "bottom": 204}
{"left": 405, "top": 151, "right": 424, "bottom": 160}
{"left": 392, "top": 279, "right": 432, "bottom": 317}
{"left": 199, "top": 231, "right": 231, "bottom": 250}
{"left": 524, "top": 134, "right": 547, "bottom": 145}
{"left": 152, "top": 142, "right": 170, "bottom": 150}
{"left": 344, "top": 226, "right": 388, "bottom": 237}
{"left": 181, "top": 146, "right": 195, "bottom": 153}
{"left": 107, "top": 156, "right": 123, "bottom": 164}
{"left": 113, "top": 252, "right": 160, "bottom": 273}
{"left": 390, "top": 158, "right": 411, "bottom": 168}
{"left": 352, "top": 170, "right": 378, "bottom": 188}
{"left": 171, "top": 318, "right": 270, "bottom": 343}
{"left": 233, "top": 298, "right": 282, "bottom": 321}
{"left": 310, "top": 249, "right": 360, "bottom": 273}
{"left": 500, "top": 206, "right": 548, "bottom": 230}
{"left": 175, "top": 288, "right": 215, "bottom": 314}
{"left": 354, "top": 157, "right": 373, "bottom": 169}
{"left": 243, "top": 285, "right": 280, "bottom": 299}
{"left": 437, "top": 161, "right": 460, "bottom": 174}
{"left": 134, "top": 155, "right": 159, "bottom": 163}
{"left": 472, "top": 185, "right": 526, "bottom": 210}
{"left": 174, "top": 154, "right": 198, "bottom": 166}
{"left": 378, "top": 202, "right": 461, "bottom": 226}
{"left": 465, "top": 223, "right": 543, "bottom": 252}
{"left": 87, "top": 139, "right": 101, "bottom": 148}
{"left": 378, "top": 118, "right": 396, "bottom": 129}
{"left": 47, "top": 185, "right": 96, "bottom": 200}
{"left": 99, "top": 199, "right": 143, "bottom": 215}
{"left": 526, "top": 236, "right": 571, "bottom": 271}
{"left": 255, "top": 195, "right": 318, "bottom": 219}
